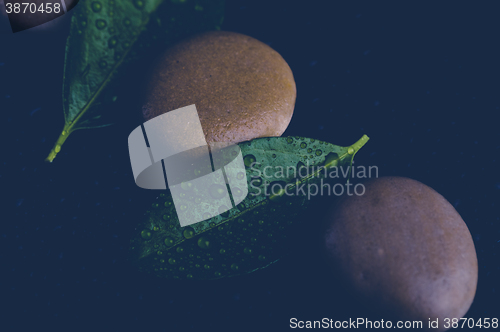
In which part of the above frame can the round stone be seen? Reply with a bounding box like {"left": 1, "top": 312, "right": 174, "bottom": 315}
{"left": 322, "top": 177, "right": 477, "bottom": 331}
{"left": 142, "top": 31, "right": 296, "bottom": 145}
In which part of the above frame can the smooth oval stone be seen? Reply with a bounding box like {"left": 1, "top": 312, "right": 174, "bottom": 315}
{"left": 142, "top": 31, "right": 296, "bottom": 145}
{"left": 322, "top": 177, "right": 477, "bottom": 332}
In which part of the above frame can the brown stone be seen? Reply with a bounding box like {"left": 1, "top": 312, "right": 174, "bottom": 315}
{"left": 142, "top": 31, "right": 296, "bottom": 145}
{"left": 322, "top": 177, "right": 477, "bottom": 331}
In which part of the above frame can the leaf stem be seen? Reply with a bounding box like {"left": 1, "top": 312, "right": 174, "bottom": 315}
{"left": 349, "top": 134, "right": 370, "bottom": 156}
{"left": 44, "top": 123, "right": 73, "bottom": 163}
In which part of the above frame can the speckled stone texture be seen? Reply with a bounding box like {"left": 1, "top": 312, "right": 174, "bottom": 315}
{"left": 323, "top": 177, "right": 478, "bottom": 332}
{"left": 142, "top": 30, "right": 296, "bottom": 145}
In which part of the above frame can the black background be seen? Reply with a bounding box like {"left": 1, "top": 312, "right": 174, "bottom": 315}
{"left": 1, "top": 0, "right": 499, "bottom": 331}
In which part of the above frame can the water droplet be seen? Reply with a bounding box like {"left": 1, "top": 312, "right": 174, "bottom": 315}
{"left": 133, "top": 0, "right": 144, "bottom": 9}
{"left": 218, "top": 205, "right": 229, "bottom": 217}
{"left": 178, "top": 266, "right": 185, "bottom": 272}
{"left": 179, "top": 204, "right": 187, "bottom": 211}
{"left": 183, "top": 227, "right": 195, "bottom": 239}
{"left": 95, "top": 19, "right": 107, "bottom": 30}
{"left": 251, "top": 177, "right": 262, "bottom": 187}
{"left": 230, "top": 264, "right": 239, "bottom": 271}
{"left": 243, "top": 154, "right": 256, "bottom": 168}
{"left": 109, "top": 28, "right": 116, "bottom": 34}
{"left": 162, "top": 214, "right": 169, "bottom": 220}
{"left": 168, "top": 258, "right": 176, "bottom": 265}
{"left": 98, "top": 60, "right": 107, "bottom": 69}
{"left": 141, "top": 229, "right": 152, "bottom": 240}
{"left": 214, "top": 271, "right": 221, "bottom": 277}
{"left": 181, "top": 182, "right": 194, "bottom": 191}
{"left": 307, "top": 148, "right": 312, "bottom": 153}
{"left": 219, "top": 248, "right": 226, "bottom": 254}
{"left": 348, "top": 147, "right": 355, "bottom": 154}
{"left": 153, "top": 226, "right": 159, "bottom": 231}
{"left": 179, "top": 192, "right": 186, "bottom": 199}
{"left": 232, "top": 187, "right": 243, "bottom": 197}
{"left": 164, "top": 237, "right": 174, "bottom": 247}
{"left": 123, "top": 42, "right": 131, "bottom": 48}
{"left": 300, "top": 142, "right": 307, "bottom": 149}
{"left": 55, "top": 145, "right": 61, "bottom": 153}
{"left": 187, "top": 274, "right": 193, "bottom": 279}
{"left": 91, "top": 1, "right": 102, "bottom": 12}
{"left": 197, "top": 237, "right": 211, "bottom": 249}
{"left": 164, "top": 201, "right": 172, "bottom": 207}
{"left": 157, "top": 250, "right": 163, "bottom": 255}
{"left": 251, "top": 237, "right": 257, "bottom": 243}
{"left": 108, "top": 36, "right": 118, "bottom": 48}
{"left": 236, "top": 172, "right": 245, "bottom": 180}
{"left": 287, "top": 137, "right": 293, "bottom": 144}
{"left": 258, "top": 255, "right": 266, "bottom": 261}
{"left": 123, "top": 18, "right": 131, "bottom": 26}
{"left": 61, "top": 131, "right": 66, "bottom": 136}
{"left": 315, "top": 149, "right": 322, "bottom": 156}
{"left": 243, "top": 247, "right": 252, "bottom": 255}
{"left": 204, "top": 264, "right": 210, "bottom": 270}
{"left": 202, "top": 212, "right": 211, "bottom": 220}
{"left": 238, "top": 219, "right": 245, "bottom": 224}
{"left": 272, "top": 154, "right": 276, "bottom": 158}
{"left": 80, "top": 20, "right": 87, "bottom": 27}
{"left": 209, "top": 184, "right": 227, "bottom": 199}
{"left": 176, "top": 247, "right": 184, "bottom": 253}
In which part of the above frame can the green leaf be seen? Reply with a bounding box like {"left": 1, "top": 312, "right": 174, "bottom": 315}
{"left": 45, "top": 0, "right": 225, "bottom": 162}
{"left": 129, "top": 135, "right": 370, "bottom": 280}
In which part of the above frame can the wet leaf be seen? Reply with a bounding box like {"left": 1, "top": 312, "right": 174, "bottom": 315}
{"left": 129, "top": 135, "right": 370, "bottom": 280}
{"left": 45, "top": 0, "right": 225, "bottom": 162}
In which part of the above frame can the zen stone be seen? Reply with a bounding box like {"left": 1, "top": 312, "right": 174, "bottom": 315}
{"left": 142, "top": 31, "right": 296, "bottom": 145}
{"left": 322, "top": 177, "right": 477, "bottom": 332}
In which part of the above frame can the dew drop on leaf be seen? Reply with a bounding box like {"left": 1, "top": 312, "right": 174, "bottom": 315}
{"left": 91, "top": 1, "right": 102, "bottom": 12}
{"left": 95, "top": 19, "right": 107, "bottom": 29}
